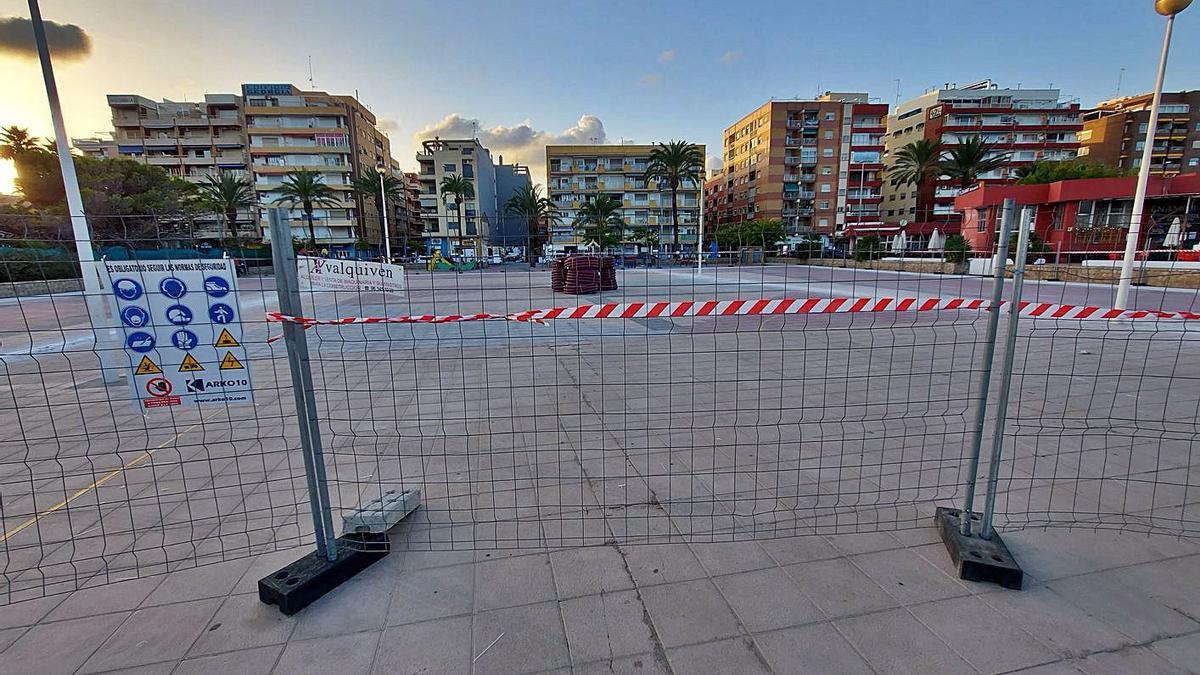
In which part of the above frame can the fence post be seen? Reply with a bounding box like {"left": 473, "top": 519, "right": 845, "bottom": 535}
{"left": 980, "top": 205, "right": 1034, "bottom": 539}
{"left": 957, "top": 198, "right": 1015, "bottom": 535}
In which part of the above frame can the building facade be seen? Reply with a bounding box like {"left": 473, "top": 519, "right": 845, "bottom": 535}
{"left": 1079, "top": 91, "right": 1200, "bottom": 176}
{"left": 544, "top": 143, "right": 704, "bottom": 254}
{"left": 882, "top": 80, "right": 1082, "bottom": 228}
{"left": 953, "top": 173, "right": 1200, "bottom": 256}
{"left": 104, "top": 94, "right": 247, "bottom": 182}
{"left": 72, "top": 136, "right": 118, "bottom": 159}
{"left": 709, "top": 94, "right": 886, "bottom": 242}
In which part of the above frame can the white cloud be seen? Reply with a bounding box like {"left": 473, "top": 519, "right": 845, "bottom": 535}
{"left": 719, "top": 50, "right": 743, "bottom": 64}
{"left": 412, "top": 114, "right": 608, "bottom": 182}
{"left": 377, "top": 118, "right": 400, "bottom": 133}
{"left": 0, "top": 16, "right": 92, "bottom": 61}
{"left": 658, "top": 49, "right": 676, "bottom": 63}
{"left": 637, "top": 73, "right": 663, "bottom": 86}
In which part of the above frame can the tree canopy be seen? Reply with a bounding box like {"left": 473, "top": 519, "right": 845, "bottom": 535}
{"left": 714, "top": 218, "right": 785, "bottom": 250}
{"left": 1015, "top": 160, "right": 1133, "bottom": 185}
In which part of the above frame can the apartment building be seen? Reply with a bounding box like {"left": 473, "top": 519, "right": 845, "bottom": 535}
{"left": 883, "top": 80, "right": 1082, "bottom": 227}
{"left": 710, "top": 94, "right": 887, "bottom": 241}
{"left": 105, "top": 94, "right": 247, "bottom": 181}
{"left": 72, "top": 136, "right": 117, "bottom": 159}
{"left": 242, "top": 83, "right": 393, "bottom": 247}
{"left": 544, "top": 143, "right": 704, "bottom": 254}
{"left": 1080, "top": 91, "right": 1200, "bottom": 176}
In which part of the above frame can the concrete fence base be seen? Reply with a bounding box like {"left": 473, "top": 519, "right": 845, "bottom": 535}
{"left": 0, "top": 278, "right": 83, "bottom": 299}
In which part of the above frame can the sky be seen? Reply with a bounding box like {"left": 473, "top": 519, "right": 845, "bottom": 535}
{"left": 1, "top": 0, "right": 1199, "bottom": 195}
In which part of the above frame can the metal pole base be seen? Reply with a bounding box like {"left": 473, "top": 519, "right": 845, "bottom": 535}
{"left": 934, "top": 507, "right": 1024, "bottom": 590}
{"left": 258, "top": 533, "right": 390, "bottom": 615}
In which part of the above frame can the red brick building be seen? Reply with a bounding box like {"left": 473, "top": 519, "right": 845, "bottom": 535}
{"left": 953, "top": 173, "right": 1200, "bottom": 257}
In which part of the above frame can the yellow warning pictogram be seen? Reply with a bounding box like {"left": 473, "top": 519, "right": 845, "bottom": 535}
{"left": 135, "top": 355, "right": 162, "bottom": 375}
{"left": 215, "top": 328, "right": 240, "bottom": 348}
{"left": 219, "top": 351, "right": 244, "bottom": 370}
{"left": 179, "top": 353, "right": 205, "bottom": 372}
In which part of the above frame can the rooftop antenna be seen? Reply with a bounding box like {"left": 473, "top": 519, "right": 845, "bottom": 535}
{"left": 307, "top": 55, "right": 314, "bottom": 88}
{"left": 472, "top": 119, "right": 478, "bottom": 140}
{"left": 894, "top": 78, "right": 901, "bottom": 109}
{"left": 1116, "top": 66, "right": 1126, "bottom": 98}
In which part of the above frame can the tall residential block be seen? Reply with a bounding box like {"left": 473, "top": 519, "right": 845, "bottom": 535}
{"left": 415, "top": 139, "right": 531, "bottom": 256}
{"left": 1080, "top": 91, "right": 1200, "bottom": 176}
{"left": 544, "top": 143, "right": 704, "bottom": 254}
{"left": 710, "top": 94, "right": 887, "bottom": 239}
{"left": 105, "top": 94, "right": 247, "bottom": 181}
{"left": 883, "top": 80, "right": 1082, "bottom": 225}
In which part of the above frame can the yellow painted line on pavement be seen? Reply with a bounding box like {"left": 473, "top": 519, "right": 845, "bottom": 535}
{"left": 0, "top": 423, "right": 200, "bottom": 544}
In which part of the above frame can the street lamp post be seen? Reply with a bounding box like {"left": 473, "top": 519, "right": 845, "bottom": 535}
{"left": 1115, "top": 0, "right": 1192, "bottom": 309}
{"left": 375, "top": 165, "right": 391, "bottom": 264}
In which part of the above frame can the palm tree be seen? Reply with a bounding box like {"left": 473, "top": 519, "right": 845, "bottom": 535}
{"left": 195, "top": 171, "right": 255, "bottom": 241}
{"left": 504, "top": 184, "right": 559, "bottom": 262}
{"left": 1, "top": 126, "right": 40, "bottom": 159}
{"left": 940, "top": 135, "right": 1009, "bottom": 190}
{"left": 575, "top": 194, "right": 624, "bottom": 252}
{"left": 352, "top": 171, "right": 405, "bottom": 258}
{"left": 644, "top": 140, "right": 704, "bottom": 252}
{"left": 887, "top": 139, "right": 943, "bottom": 222}
{"left": 439, "top": 174, "right": 475, "bottom": 255}
{"left": 273, "top": 168, "right": 341, "bottom": 247}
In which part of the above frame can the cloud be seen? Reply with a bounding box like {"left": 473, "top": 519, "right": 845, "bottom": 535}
{"left": 719, "top": 50, "right": 743, "bottom": 64}
{"left": 658, "top": 49, "right": 676, "bottom": 63}
{"left": 413, "top": 114, "right": 608, "bottom": 181}
{"left": 377, "top": 118, "right": 400, "bottom": 133}
{"left": 637, "top": 73, "right": 662, "bottom": 86}
{"left": 0, "top": 16, "right": 92, "bottom": 61}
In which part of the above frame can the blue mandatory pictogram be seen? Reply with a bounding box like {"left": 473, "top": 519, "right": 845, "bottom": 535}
{"left": 170, "top": 329, "right": 199, "bottom": 351}
{"left": 126, "top": 331, "right": 155, "bottom": 353}
{"left": 208, "top": 303, "right": 235, "bottom": 324}
{"left": 165, "top": 304, "right": 194, "bottom": 325}
{"left": 112, "top": 278, "right": 143, "bottom": 301}
{"left": 159, "top": 277, "right": 188, "bottom": 300}
{"left": 203, "top": 275, "right": 231, "bottom": 298}
{"left": 120, "top": 306, "right": 151, "bottom": 328}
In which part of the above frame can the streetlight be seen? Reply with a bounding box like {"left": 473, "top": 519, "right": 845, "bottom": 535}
{"left": 375, "top": 164, "right": 392, "bottom": 264}
{"left": 1115, "top": 0, "right": 1192, "bottom": 309}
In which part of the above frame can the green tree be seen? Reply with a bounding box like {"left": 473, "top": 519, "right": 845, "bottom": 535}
{"left": 792, "top": 234, "right": 822, "bottom": 260}
{"left": 575, "top": 194, "right": 624, "bottom": 252}
{"left": 1, "top": 126, "right": 40, "bottom": 160}
{"left": 715, "top": 218, "right": 785, "bottom": 250}
{"left": 194, "top": 170, "right": 255, "bottom": 241}
{"left": 352, "top": 170, "right": 405, "bottom": 255}
{"left": 943, "top": 233, "right": 972, "bottom": 264}
{"left": 274, "top": 168, "right": 340, "bottom": 247}
{"left": 643, "top": 140, "right": 704, "bottom": 251}
{"left": 1015, "top": 160, "right": 1132, "bottom": 184}
{"left": 854, "top": 234, "right": 884, "bottom": 262}
{"left": 1008, "top": 230, "right": 1050, "bottom": 262}
{"left": 439, "top": 173, "right": 475, "bottom": 254}
{"left": 940, "top": 135, "right": 1008, "bottom": 190}
{"left": 504, "top": 183, "right": 559, "bottom": 262}
{"left": 629, "top": 225, "right": 659, "bottom": 254}
{"left": 887, "top": 139, "right": 943, "bottom": 221}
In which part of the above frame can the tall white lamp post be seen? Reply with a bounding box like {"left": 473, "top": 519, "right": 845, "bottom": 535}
{"left": 375, "top": 165, "right": 391, "bottom": 264}
{"left": 1115, "top": 0, "right": 1192, "bottom": 309}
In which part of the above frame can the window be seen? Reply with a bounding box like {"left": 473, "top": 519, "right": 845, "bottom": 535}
{"left": 1052, "top": 204, "right": 1065, "bottom": 230}
{"left": 1190, "top": 158, "right": 1200, "bottom": 167}
{"left": 1076, "top": 200, "right": 1095, "bottom": 229}
{"left": 462, "top": 160, "right": 474, "bottom": 178}
{"left": 821, "top": 167, "right": 832, "bottom": 175}
{"left": 824, "top": 130, "right": 833, "bottom": 140}
{"left": 819, "top": 200, "right": 831, "bottom": 209}
{"left": 822, "top": 148, "right": 834, "bottom": 157}
{"left": 1160, "top": 104, "right": 1190, "bottom": 114}
{"left": 824, "top": 112, "right": 835, "bottom": 121}
{"left": 819, "top": 218, "right": 829, "bottom": 228}
{"left": 820, "top": 183, "right": 832, "bottom": 193}
{"left": 977, "top": 208, "right": 988, "bottom": 233}
{"left": 443, "top": 163, "right": 456, "bottom": 172}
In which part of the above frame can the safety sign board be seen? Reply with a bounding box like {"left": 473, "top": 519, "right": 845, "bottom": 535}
{"left": 101, "top": 259, "right": 254, "bottom": 408}
{"left": 297, "top": 256, "right": 405, "bottom": 294}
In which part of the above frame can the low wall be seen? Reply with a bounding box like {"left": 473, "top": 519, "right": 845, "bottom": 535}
{"left": 0, "top": 278, "right": 83, "bottom": 299}
{"left": 779, "top": 258, "right": 1200, "bottom": 289}
{"left": 788, "top": 258, "right": 964, "bottom": 275}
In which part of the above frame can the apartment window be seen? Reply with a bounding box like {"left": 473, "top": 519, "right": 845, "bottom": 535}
{"left": 1076, "top": 200, "right": 1095, "bottom": 229}
{"left": 443, "top": 163, "right": 456, "bottom": 172}
{"left": 821, "top": 167, "right": 832, "bottom": 175}
{"left": 462, "top": 160, "right": 474, "bottom": 178}
{"left": 1160, "top": 104, "right": 1190, "bottom": 114}
{"left": 822, "top": 148, "right": 834, "bottom": 157}
{"left": 824, "top": 112, "right": 835, "bottom": 121}
{"left": 976, "top": 208, "right": 988, "bottom": 233}
{"left": 819, "top": 200, "right": 831, "bottom": 209}
{"left": 819, "top": 218, "right": 830, "bottom": 228}
{"left": 461, "top": 147, "right": 473, "bottom": 155}
{"left": 1190, "top": 158, "right": 1200, "bottom": 167}
{"left": 824, "top": 130, "right": 833, "bottom": 140}
{"left": 820, "top": 183, "right": 831, "bottom": 193}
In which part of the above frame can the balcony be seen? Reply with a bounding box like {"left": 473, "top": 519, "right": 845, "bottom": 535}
{"left": 783, "top": 173, "right": 799, "bottom": 182}
{"left": 145, "top": 156, "right": 181, "bottom": 166}
{"left": 180, "top": 137, "right": 214, "bottom": 147}
{"left": 784, "top": 157, "right": 801, "bottom": 166}
{"left": 144, "top": 138, "right": 178, "bottom": 147}
{"left": 787, "top": 120, "right": 803, "bottom": 129}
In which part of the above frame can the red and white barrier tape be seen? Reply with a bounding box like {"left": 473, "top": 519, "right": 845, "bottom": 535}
{"left": 264, "top": 296, "right": 1200, "bottom": 340}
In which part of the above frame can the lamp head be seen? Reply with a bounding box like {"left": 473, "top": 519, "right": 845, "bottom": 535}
{"left": 374, "top": 164, "right": 386, "bottom": 175}
{"left": 1156, "top": 0, "right": 1192, "bottom": 16}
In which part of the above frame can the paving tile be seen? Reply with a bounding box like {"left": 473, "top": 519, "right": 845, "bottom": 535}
{"left": 0, "top": 625, "right": 25, "bottom": 652}
{"left": 141, "top": 558, "right": 254, "bottom": 607}
{"left": 573, "top": 652, "right": 671, "bottom": 675}
{"left": 755, "top": 622, "right": 874, "bottom": 674}
{"left": 290, "top": 574, "right": 393, "bottom": 641}
{"left": 1149, "top": 633, "right": 1200, "bottom": 672}
{"left": 980, "top": 583, "right": 1131, "bottom": 658}
{"left": 620, "top": 543, "right": 707, "bottom": 587}
{"left": 274, "top": 629, "right": 379, "bottom": 675}
{"left": 549, "top": 546, "right": 635, "bottom": 598}
{"left": 1076, "top": 646, "right": 1190, "bottom": 674}
{"left": 910, "top": 595, "right": 1059, "bottom": 673}
{"left": 2, "top": 612, "right": 128, "bottom": 675}
{"left": 1048, "top": 571, "right": 1199, "bottom": 643}
{"left": 1116, "top": 555, "right": 1200, "bottom": 618}
{"left": 0, "top": 594, "right": 66, "bottom": 630}
{"left": 666, "top": 636, "right": 771, "bottom": 674}
{"left": 714, "top": 566, "right": 825, "bottom": 632}
{"left": 472, "top": 601, "right": 570, "bottom": 675}
{"left": 173, "top": 644, "right": 282, "bottom": 675}
{"left": 45, "top": 576, "right": 162, "bottom": 622}
{"left": 837, "top": 608, "right": 973, "bottom": 675}
{"left": 784, "top": 558, "right": 896, "bottom": 619}
{"left": 758, "top": 535, "right": 842, "bottom": 565}
{"left": 81, "top": 597, "right": 221, "bottom": 672}
{"left": 560, "top": 590, "right": 655, "bottom": 663}
{"left": 475, "top": 553, "right": 556, "bottom": 611}
{"left": 385, "top": 563, "right": 474, "bottom": 626}
{"left": 825, "top": 531, "right": 903, "bottom": 556}
{"left": 187, "top": 593, "right": 296, "bottom": 657}
{"left": 1005, "top": 661, "right": 1086, "bottom": 674}
{"left": 852, "top": 547, "right": 970, "bottom": 604}
{"left": 398, "top": 549, "right": 477, "bottom": 570}
{"left": 374, "top": 616, "right": 471, "bottom": 675}
{"left": 689, "top": 541, "right": 776, "bottom": 576}
{"left": 640, "top": 579, "right": 741, "bottom": 648}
